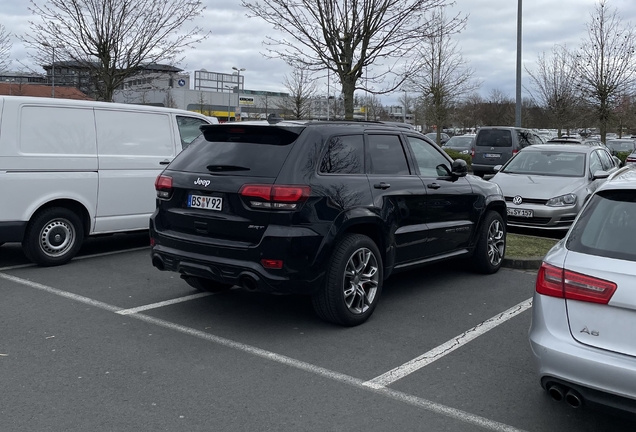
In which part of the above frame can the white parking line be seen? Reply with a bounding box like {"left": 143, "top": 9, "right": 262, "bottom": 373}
{"left": 0, "top": 246, "right": 149, "bottom": 272}
{"left": 364, "top": 298, "right": 533, "bottom": 388}
{"left": 116, "top": 293, "right": 212, "bottom": 315}
{"left": 0, "top": 271, "right": 527, "bottom": 432}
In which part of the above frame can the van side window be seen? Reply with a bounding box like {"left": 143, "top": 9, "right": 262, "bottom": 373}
{"left": 95, "top": 110, "right": 173, "bottom": 157}
{"left": 177, "top": 116, "right": 209, "bottom": 149}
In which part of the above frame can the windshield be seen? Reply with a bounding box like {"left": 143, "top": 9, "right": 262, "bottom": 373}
{"left": 606, "top": 140, "right": 635, "bottom": 153}
{"left": 444, "top": 136, "right": 473, "bottom": 148}
{"left": 502, "top": 150, "right": 586, "bottom": 177}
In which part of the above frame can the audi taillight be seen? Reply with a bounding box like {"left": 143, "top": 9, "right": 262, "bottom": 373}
{"left": 536, "top": 262, "right": 617, "bottom": 304}
{"left": 155, "top": 175, "right": 173, "bottom": 199}
{"left": 239, "top": 184, "right": 311, "bottom": 210}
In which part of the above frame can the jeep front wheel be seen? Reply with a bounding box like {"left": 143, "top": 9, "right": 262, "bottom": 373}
{"left": 473, "top": 210, "right": 506, "bottom": 274}
{"left": 312, "top": 234, "right": 383, "bottom": 326}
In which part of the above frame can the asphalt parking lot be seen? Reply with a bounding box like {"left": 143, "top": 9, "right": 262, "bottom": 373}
{"left": 1, "top": 233, "right": 634, "bottom": 432}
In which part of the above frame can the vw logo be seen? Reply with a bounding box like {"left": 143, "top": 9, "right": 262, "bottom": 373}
{"left": 512, "top": 196, "right": 523, "bottom": 205}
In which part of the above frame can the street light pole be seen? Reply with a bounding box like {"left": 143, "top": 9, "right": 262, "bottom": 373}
{"left": 515, "top": 0, "right": 522, "bottom": 127}
{"left": 42, "top": 42, "right": 64, "bottom": 98}
{"left": 232, "top": 66, "right": 246, "bottom": 121}
{"left": 224, "top": 84, "right": 237, "bottom": 122}
{"left": 403, "top": 89, "right": 407, "bottom": 123}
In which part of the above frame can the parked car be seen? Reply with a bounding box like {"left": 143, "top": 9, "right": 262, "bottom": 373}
{"left": 425, "top": 132, "right": 450, "bottom": 145}
{"left": 626, "top": 150, "right": 636, "bottom": 166}
{"left": 150, "top": 120, "right": 507, "bottom": 326}
{"left": 605, "top": 139, "right": 636, "bottom": 156}
{"left": 547, "top": 137, "right": 623, "bottom": 168}
{"left": 490, "top": 144, "right": 618, "bottom": 230}
{"left": 471, "top": 127, "right": 544, "bottom": 177}
{"left": 0, "top": 96, "right": 212, "bottom": 265}
{"left": 529, "top": 165, "right": 636, "bottom": 414}
{"left": 442, "top": 135, "right": 474, "bottom": 154}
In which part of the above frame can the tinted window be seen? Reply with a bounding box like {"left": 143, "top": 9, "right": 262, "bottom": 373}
{"left": 567, "top": 190, "right": 636, "bottom": 262}
{"left": 319, "top": 135, "right": 364, "bottom": 174}
{"left": 502, "top": 150, "right": 586, "bottom": 177}
{"left": 407, "top": 136, "right": 451, "bottom": 177}
{"left": 476, "top": 129, "right": 512, "bottom": 147}
{"left": 168, "top": 126, "right": 302, "bottom": 178}
{"left": 367, "top": 135, "right": 410, "bottom": 175}
{"left": 177, "top": 116, "right": 209, "bottom": 149}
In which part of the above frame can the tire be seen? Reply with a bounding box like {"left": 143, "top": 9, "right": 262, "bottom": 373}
{"left": 22, "top": 207, "right": 84, "bottom": 267}
{"left": 312, "top": 234, "right": 383, "bottom": 326}
{"left": 182, "top": 276, "right": 233, "bottom": 293}
{"left": 472, "top": 210, "right": 506, "bottom": 274}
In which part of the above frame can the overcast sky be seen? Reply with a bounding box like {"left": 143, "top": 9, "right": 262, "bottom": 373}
{"left": 1, "top": 0, "right": 636, "bottom": 105}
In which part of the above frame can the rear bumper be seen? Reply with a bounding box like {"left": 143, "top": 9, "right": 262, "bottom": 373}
{"left": 149, "top": 217, "right": 327, "bottom": 295}
{"left": 0, "top": 221, "right": 27, "bottom": 243}
{"left": 529, "top": 294, "right": 636, "bottom": 411}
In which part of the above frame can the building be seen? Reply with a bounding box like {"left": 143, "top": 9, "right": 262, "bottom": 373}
{"left": 0, "top": 71, "right": 47, "bottom": 84}
{"left": 42, "top": 61, "right": 97, "bottom": 98}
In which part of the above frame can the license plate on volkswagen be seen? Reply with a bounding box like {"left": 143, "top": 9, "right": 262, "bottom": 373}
{"left": 188, "top": 195, "right": 223, "bottom": 211}
{"left": 507, "top": 208, "right": 533, "bottom": 218}
{"left": 485, "top": 153, "right": 501, "bottom": 158}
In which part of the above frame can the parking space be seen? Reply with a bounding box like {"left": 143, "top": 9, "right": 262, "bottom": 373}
{"left": 1, "top": 237, "right": 634, "bottom": 431}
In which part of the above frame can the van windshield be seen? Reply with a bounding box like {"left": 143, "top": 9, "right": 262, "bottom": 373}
{"left": 476, "top": 129, "right": 512, "bottom": 147}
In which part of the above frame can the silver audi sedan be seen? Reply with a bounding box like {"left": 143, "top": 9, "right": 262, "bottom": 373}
{"left": 490, "top": 144, "right": 618, "bottom": 230}
{"left": 529, "top": 166, "right": 636, "bottom": 413}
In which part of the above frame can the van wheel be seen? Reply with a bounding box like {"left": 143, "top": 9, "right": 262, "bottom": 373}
{"left": 182, "top": 276, "right": 233, "bottom": 293}
{"left": 312, "top": 234, "right": 383, "bottom": 326}
{"left": 22, "top": 207, "right": 84, "bottom": 267}
{"left": 472, "top": 211, "right": 506, "bottom": 274}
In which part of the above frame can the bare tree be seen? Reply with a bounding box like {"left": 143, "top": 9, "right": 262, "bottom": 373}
{"left": 163, "top": 89, "right": 178, "bottom": 108}
{"left": 241, "top": 0, "right": 463, "bottom": 120}
{"left": 408, "top": 9, "right": 479, "bottom": 145}
{"left": 361, "top": 94, "right": 388, "bottom": 121}
{"left": 574, "top": 0, "right": 636, "bottom": 143}
{"left": 526, "top": 45, "right": 580, "bottom": 137}
{"left": 280, "top": 68, "right": 317, "bottom": 119}
{"left": 455, "top": 93, "right": 483, "bottom": 132}
{"left": 481, "top": 88, "right": 515, "bottom": 126}
{"left": 0, "top": 24, "right": 12, "bottom": 72}
{"left": 23, "top": 0, "right": 208, "bottom": 101}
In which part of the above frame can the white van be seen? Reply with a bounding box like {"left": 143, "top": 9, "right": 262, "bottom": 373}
{"left": 0, "top": 96, "right": 212, "bottom": 266}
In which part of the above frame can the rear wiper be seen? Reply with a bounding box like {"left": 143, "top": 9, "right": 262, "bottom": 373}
{"left": 206, "top": 165, "right": 251, "bottom": 172}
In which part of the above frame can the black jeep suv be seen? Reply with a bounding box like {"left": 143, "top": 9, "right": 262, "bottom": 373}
{"left": 150, "top": 120, "right": 507, "bottom": 326}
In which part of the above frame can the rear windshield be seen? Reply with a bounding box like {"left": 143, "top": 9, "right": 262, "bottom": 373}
{"left": 567, "top": 190, "right": 636, "bottom": 262}
{"left": 606, "top": 140, "right": 636, "bottom": 153}
{"left": 476, "top": 129, "right": 512, "bottom": 147}
{"left": 168, "top": 126, "right": 302, "bottom": 177}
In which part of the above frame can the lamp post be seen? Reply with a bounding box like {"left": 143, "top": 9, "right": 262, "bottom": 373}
{"left": 515, "top": 0, "right": 522, "bottom": 127}
{"left": 232, "top": 66, "right": 245, "bottom": 121}
{"left": 41, "top": 42, "right": 64, "bottom": 98}
{"left": 403, "top": 89, "right": 407, "bottom": 123}
{"left": 224, "top": 84, "right": 235, "bottom": 122}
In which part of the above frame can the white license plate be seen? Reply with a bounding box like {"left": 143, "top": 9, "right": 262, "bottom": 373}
{"left": 507, "top": 208, "right": 533, "bottom": 218}
{"left": 188, "top": 195, "right": 223, "bottom": 211}
{"left": 485, "top": 153, "right": 501, "bottom": 158}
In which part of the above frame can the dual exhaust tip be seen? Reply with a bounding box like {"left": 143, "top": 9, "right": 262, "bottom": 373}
{"left": 547, "top": 383, "right": 583, "bottom": 409}
{"left": 151, "top": 255, "right": 260, "bottom": 292}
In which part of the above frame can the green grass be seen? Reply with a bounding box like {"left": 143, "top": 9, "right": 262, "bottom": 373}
{"left": 506, "top": 233, "right": 558, "bottom": 258}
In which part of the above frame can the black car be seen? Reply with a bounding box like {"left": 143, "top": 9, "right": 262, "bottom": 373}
{"left": 150, "top": 120, "right": 507, "bottom": 326}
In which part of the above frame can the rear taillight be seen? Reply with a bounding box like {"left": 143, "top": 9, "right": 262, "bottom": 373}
{"left": 536, "top": 262, "right": 617, "bottom": 304}
{"left": 155, "top": 174, "right": 173, "bottom": 199}
{"left": 240, "top": 184, "right": 311, "bottom": 210}
{"left": 627, "top": 156, "right": 636, "bottom": 163}
{"left": 513, "top": 149, "right": 519, "bottom": 155}
{"left": 471, "top": 148, "right": 475, "bottom": 158}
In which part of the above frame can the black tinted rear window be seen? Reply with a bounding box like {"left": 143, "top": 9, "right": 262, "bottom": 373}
{"left": 168, "top": 126, "right": 302, "bottom": 178}
{"left": 567, "top": 190, "right": 636, "bottom": 262}
{"left": 476, "top": 129, "right": 512, "bottom": 147}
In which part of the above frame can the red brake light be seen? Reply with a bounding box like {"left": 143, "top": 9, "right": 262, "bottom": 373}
{"left": 471, "top": 148, "right": 475, "bottom": 158}
{"left": 513, "top": 149, "right": 519, "bottom": 155}
{"left": 536, "top": 262, "right": 617, "bottom": 304}
{"left": 155, "top": 175, "right": 173, "bottom": 199}
{"left": 261, "top": 259, "right": 283, "bottom": 269}
{"left": 239, "top": 184, "right": 311, "bottom": 210}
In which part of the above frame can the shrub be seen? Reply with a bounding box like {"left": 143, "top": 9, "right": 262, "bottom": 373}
{"left": 616, "top": 151, "right": 631, "bottom": 165}
{"left": 443, "top": 149, "right": 472, "bottom": 168}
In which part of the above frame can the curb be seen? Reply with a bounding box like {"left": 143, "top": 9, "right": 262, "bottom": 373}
{"left": 502, "top": 256, "right": 543, "bottom": 270}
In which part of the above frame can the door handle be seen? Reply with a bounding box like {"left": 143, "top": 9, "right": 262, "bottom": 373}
{"left": 160, "top": 160, "right": 171, "bottom": 165}
{"left": 427, "top": 183, "right": 441, "bottom": 189}
{"left": 373, "top": 182, "right": 391, "bottom": 190}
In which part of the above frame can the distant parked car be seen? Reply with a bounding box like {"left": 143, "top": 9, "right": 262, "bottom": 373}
{"left": 442, "top": 135, "right": 474, "bottom": 154}
{"left": 547, "top": 137, "right": 623, "bottom": 168}
{"left": 471, "top": 127, "right": 544, "bottom": 177}
{"left": 529, "top": 165, "right": 636, "bottom": 414}
{"left": 490, "top": 144, "right": 618, "bottom": 230}
{"left": 605, "top": 139, "right": 636, "bottom": 156}
{"left": 626, "top": 150, "right": 636, "bottom": 166}
{"left": 425, "top": 132, "right": 450, "bottom": 145}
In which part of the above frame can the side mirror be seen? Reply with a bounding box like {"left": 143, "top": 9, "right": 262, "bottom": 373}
{"left": 450, "top": 159, "right": 468, "bottom": 177}
{"left": 493, "top": 164, "right": 502, "bottom": 173}
{"left": 592, "top": 170, "right": 610, "bottom": 180}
